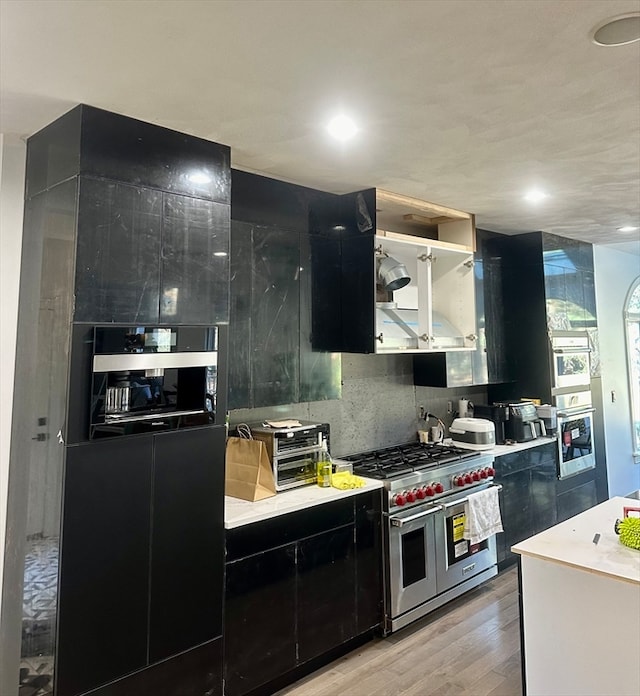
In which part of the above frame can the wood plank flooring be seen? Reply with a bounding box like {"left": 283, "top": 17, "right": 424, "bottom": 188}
{"left": 276, "top": 567, "right": 522, "bottom": 696}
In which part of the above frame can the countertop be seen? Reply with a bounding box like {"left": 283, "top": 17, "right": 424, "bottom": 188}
{"left": 225, "top": 477, "right": 384, "bottom": 529}
{"left": 451, "top": 436, "right": 557, "bottom": 457}
{"left": 512, "top": 496, "right": 640, "bottom": 585}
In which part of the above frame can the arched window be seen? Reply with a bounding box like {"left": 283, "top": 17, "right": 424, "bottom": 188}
{"left": 625, "top": 277, "right": 640, "bottom": 455}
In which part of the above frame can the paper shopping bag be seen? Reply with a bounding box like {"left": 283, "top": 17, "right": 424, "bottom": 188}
{"left": 225, "top": 436, "right": 277, "bottom": 502}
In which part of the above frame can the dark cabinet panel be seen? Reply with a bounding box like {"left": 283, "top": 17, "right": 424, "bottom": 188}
{"left": 57, "top": 437, "right": 153, "bottom": 696}
{"left": 228, "top": 221, "right": 253, "bottom": 410}
{"left": 297, "top": 526, "right": 357, "bottom": 663}
{"left": 149, "top": 426, "right": 225, "bottom": 662}
{"left": 355, "top": 490, "right": 384, "bottom": 633}
{"left": 88, "top": 638, "right": 223, "bottom": 696}
{"left": 224, "top": 493, "right": 381, "bottom": 695}
{"left": 80, "top": 104, "right": 231, "bottom": 204}
{"left": 160, "top": 195, "right": 230, "bottom": 324}
{"left": 495, "top": 444, "right": 559, "bottom": 565}
{"left": 229, "top": 170, "right": 342, "bottom": 409}
{"left": 252, "top": 226, "right": 300, "bottom": 406}
{"left": 225, "top": 546, "right": 297, "bottom": 696}
{"left": 556, "top": 479, "right": 598, "bottom": 523}
{"left": 74, "top": 178, "right": 162, "bottom": 323}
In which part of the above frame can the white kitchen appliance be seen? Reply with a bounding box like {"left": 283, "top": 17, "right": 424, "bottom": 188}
{"left": 449, "top": 418, "right": 496, "bottom": 450}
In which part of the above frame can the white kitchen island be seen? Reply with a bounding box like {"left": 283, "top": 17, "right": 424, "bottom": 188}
{"left": 512, "top": 496, "right": 640, "bottom": 696}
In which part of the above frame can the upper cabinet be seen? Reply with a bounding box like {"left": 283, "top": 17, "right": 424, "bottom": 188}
{"left": 27, "top": 104, "right": 231, "bottom": 326}
{"left": 311, "top": 188, "right": 477, "bottom": 354}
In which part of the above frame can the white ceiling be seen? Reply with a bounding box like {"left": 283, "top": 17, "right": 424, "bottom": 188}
{"left": 1, "top": 0, "right": 639, "bottom": 255}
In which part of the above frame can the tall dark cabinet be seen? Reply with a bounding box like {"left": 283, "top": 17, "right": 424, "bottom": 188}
{"left": 486, "top": 231, "right": 607, "bottom": 514}
{"left": 228, "top": 170, "right": 342, "bottom": 409}
{"left": 7, "top": 105, "right": 230, "bottom": 696}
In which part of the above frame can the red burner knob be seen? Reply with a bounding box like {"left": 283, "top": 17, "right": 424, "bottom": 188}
{"left": 394, "top": 494, "right": 406, "bottom": 506}
{"left": 464, "top": 473, "right": 472, "bottom": 484}
{"left": 472, "top": 471, "right": 480, "bottom": 482}
{"left": 455, "top": 476, "right": 465, "bottom": 487}
{"left": 406, "top": 491, "right": 416, "bottom": 503}
{"left": 416, "top": 488, "right": 426, "bottom": 499}
{"left": 480, "top": 469, "right": 488, "bottom": 479}
{"left": 425, "top": 485, "right": 435, "bottom": 497}
{"left": 434, "top": 482, "right": 444, "bottom": 493}
{"left": 487, "top": 467, "right": 495, "bottom": 476}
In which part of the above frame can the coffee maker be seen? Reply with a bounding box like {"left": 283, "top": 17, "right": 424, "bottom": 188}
{"left": 472, "top": 404, "right": 510, "bottom": 445}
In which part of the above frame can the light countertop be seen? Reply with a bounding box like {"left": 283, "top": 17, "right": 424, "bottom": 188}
{"left": 451, "top": 436, "right": 557, "bottom": 457}
{"left": 512, "top": 496, "right": 640, "bottom": 585}
{"left": 225, "top": 477, "right": 384, "bottom": 529}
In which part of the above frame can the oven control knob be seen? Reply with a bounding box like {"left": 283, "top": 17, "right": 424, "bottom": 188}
{"left": 434, "top": 482, "right": 444, "bottom": 493}
{"left": 486, "top": 466, "right": 495, "bottom": 477}
{"left": 480, "top": 469, "right": 488, "bottom": 479}
{"left": 416, "top": 487, "right": 426, "bottom": 499}
{"left": 463, "top": 473, "right": 472, "bottom": 484}
{"left": 394, "top": 494, "right": 406, "bottom": 506}
{"left": 425, "top": 485, "right": 435, "bottom": 496}
{"left": 472, "top": 471, "right": 480, "bottom": 482}
{"left": 455, "top": 476, "right": 465, "bottom": 487}
{"left": 406, "top": 490, "right": 416, "bottom": 503}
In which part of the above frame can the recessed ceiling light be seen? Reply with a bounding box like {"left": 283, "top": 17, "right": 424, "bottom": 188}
{"left": 524, "top": 189, "right": 548, "bottom": 203}
{"left": 591, "top": 13, "right": 640, "bottom": 46}
{"left": 213, "top": 251, "right": 228, "bottom": 257}
{"left": 327, "top": 115, "right": 358, "bottom": 141}
{"left": 617, "top": 226, "right": 639, "bottom": 233}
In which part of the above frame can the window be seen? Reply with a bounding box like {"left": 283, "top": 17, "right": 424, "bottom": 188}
{"left": 625, "top": 277, "right": 640, "bottom": 456}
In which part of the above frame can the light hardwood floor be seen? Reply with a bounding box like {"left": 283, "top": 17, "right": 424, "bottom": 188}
{"left": 277, "top": 567, "right": 522, "bottom": 696}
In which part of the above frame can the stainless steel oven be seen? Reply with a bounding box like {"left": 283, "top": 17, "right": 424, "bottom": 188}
{"left": 551, "top": 332, "right": 591, "bottom": 391}
{"left": 557, "top": 407, "right": 596, "bottom": 479}
{"left": 347, "top": 444, "right": 499, "bottom": 634}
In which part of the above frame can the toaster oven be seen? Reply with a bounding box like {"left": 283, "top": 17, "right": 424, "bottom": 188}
{"left": 248, "top": 421, "right": 330, "bottom": 491}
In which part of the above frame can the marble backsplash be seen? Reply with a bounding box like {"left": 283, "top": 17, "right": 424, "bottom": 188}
{"left": 229, "top": 353, "right": 488, "bottom": 457}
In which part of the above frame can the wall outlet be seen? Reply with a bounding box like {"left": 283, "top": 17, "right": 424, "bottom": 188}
{"left": 447, "top": 401, "right": 453, "bottom": 414}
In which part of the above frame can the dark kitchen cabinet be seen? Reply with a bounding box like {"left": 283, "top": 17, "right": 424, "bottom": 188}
{"left": 74, "top": 178, "right": 163, "bottom": 324}
{"left": 229, "top": 171, "right": 341, "bottom": 409}
{"left": 74, "top": 180, "right": 230, "bottom": 325}
{"left": 12, "top": 104, "right": 229, "bottom": 696}
{"left": 149, "top": 426, "right": 225, "bottom": 662}
{"left": 224, "top": 490, "right": 383, "bottom": 696}
{"left": 160, "top": 194, "right": 230, "bottom": 325}
{"left": 494, "top": 442, "right": 557, "bottom": 567}
{"left": 56, "top": 426, "right": 225, "bottom": 695}
{"left": 556, "top": 474, "right": 598, "bottom": 523}
{"left": 57, "top": 437, "right": 153, "bottom": 696}
{"left": 297, "top": 526, "right": 357, "bottom": 663}
{"left": 225, "top": 546, "right": 297, "bottom": 696}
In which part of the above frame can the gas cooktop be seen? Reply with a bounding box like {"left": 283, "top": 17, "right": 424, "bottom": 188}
{"left": 345, "top": 442, "right": 481, "bottom": 480}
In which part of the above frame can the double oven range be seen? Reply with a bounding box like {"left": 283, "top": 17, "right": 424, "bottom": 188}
{"left": 346, "top": 443, "right": 499, "bottom": 633}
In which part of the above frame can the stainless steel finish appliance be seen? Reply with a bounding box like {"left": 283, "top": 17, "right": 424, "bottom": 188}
{"left": 550, "top": 332, "right": 591, "bottom": 392}
{"left": 556, "top": 403, "right": 596, "bottom": 479}
{"left": 550, "top": 332, "right": 596, "bottom": 479}
{"left": 346, "top": 443, "right": 498, "bottom": 633}
{"left": 249, "top": 421, "right": 329, "bottom": 491}
{"left": 501, "top": 402, "right": 546, "bottom": 442}
{"left": 473, "top": 403, "right": 510, "bottom": 445}
{"left": 90, "top": 326, "right": 218, "bottom": 438}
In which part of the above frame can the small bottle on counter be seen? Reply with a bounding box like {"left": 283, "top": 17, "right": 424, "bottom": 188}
{"left": 316, "top": 441, "right": 332, "bottom": 487}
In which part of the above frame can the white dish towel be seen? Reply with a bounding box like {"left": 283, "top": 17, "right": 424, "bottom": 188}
{"left": 463, "top": 486, "right": 503, "bottom": 544}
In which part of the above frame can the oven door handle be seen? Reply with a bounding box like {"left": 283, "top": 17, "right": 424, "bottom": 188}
{"left": 390, "top": 505, "right": 444, "bottom": 527}
{"left": 557, "top": 407, "right": 596, "bottom": 418}
{"left": 441, "top": 484, "right": 503, "bottom": 509}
